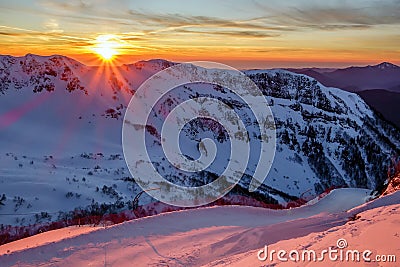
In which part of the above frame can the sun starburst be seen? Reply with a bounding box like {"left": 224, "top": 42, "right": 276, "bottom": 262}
{"left": 92, "top": 34, "right": 121, "bottom": 61}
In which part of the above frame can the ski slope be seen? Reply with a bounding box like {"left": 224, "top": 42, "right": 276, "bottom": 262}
{"left": 1, "top": 188, "right": 399, "bottom": 267}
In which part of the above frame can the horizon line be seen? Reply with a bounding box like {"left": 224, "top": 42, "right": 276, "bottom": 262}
{"left": 1, "top": 52, "right": 399, "bottom": 70}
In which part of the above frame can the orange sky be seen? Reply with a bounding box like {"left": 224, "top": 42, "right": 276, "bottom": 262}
{"left": 0, "top": 1, "right": 399, "bottom": 68}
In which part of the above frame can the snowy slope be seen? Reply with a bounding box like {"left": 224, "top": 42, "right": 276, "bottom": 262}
{"left": 0, "top": 54, "right": 399, "bottom": 227}
{"left": 0, "top": 189, "right": 398, "bottom": 267}
{"left": 0, "top": 55, "right": 164, "bottom": 225}
{"left": 0, "top": 225, "right": 101, "bottom": 255}
{"left": 209, "top": 196, "right": 400, "bottom": 266}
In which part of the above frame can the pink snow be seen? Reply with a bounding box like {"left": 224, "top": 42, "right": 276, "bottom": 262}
{"left": 0, "top": 226, "right": 101, "bottom": 255}
{"left": 0, "top": 189, "right": 398, "bottom": 267}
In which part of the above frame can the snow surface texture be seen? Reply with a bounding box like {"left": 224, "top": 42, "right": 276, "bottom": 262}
{"left": 0, "top": 188, "right": 398, "bottom": 266}
{"left": 0, "top": 55, "right": 399, "bottom": 226}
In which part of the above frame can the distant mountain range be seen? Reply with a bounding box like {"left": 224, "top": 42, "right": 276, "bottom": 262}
{"left": 287, "top": 62, "right": 400, "bottom": 128}
{"left": 287, "top": 62, "right": 400, "bottom": 92}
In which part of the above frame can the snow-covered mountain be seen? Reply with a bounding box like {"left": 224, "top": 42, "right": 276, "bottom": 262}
{"left": 0, "top": 54, "right": 399, "bottom": 226}
{"left": 288, "top": 62, "right": 400, "bottom": 129}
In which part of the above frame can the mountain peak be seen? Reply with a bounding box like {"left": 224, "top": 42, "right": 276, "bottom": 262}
{"left": 0, "top": 53, "right": 86, "bottom": 67}
{"left": 124, "top": 59, "right": 176, "bottom": 71}
{"left": 132, "top": 58, "right": 176, "bottom": 66}
{"left": 142, "top": 58, "right": 175, "bottom": 64}
{"left": 371, "top": 62, "right": 399, "bottom": 70}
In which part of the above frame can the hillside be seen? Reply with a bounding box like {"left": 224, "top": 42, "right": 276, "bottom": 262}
{"left": 288, "top": 63, "right": 400, "bottom": 128}
{"left": 357, "top": 89, "right": 400, "bottom": 129}
{"left": 0, "top": 54, "right": 399, "bottom": 227}
{"left": 0, "top": 189, "right": 398, "bottom": 266}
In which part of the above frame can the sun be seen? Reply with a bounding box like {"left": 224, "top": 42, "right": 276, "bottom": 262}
{"left": 92, "top": 35, "right": 121, "bottom": 61}
{"left": 95, "top": 46, "right": 116, "bottom": 60}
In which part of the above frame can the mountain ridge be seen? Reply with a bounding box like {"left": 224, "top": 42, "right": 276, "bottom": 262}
{"left": 0, "top": 54, "right": 399, "bottom": 226}
{"left": 287, "top": 61, "right": 400, "bottom": 92}
{"left": 287, "top": 62, "right": 400, "bottom": 128}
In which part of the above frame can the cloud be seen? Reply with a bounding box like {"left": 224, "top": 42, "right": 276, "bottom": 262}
{"left": 3, "top": 0, "right": 397, "bottom": 44}
{"left": 1, "top": 2, "right": 286, "bottom": 40}
{"left": 3, "top": 1, "right": 400, "bottom": 34}
{"left": 173, "top": 28, "right": 279, "bottom": 38}
{"left": 1, "top": 0, "right": 399, "bottom": 61}
{"left": 0, "top": 25, "right": 91, "bottom": 47}
{"left": 0, "top": 32, "right": 19, "bottom": 36}
{"left": 253, "top": 0, "right": 400, "bottom": 30}
{"left": 125, "top": 10, "right": 282, "bottom": 31}
{"left": 44, "top": 19, "right": 63, "bottom": 33}
{"left": 38, "top": 0, "right": 94, "bottom": 13}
